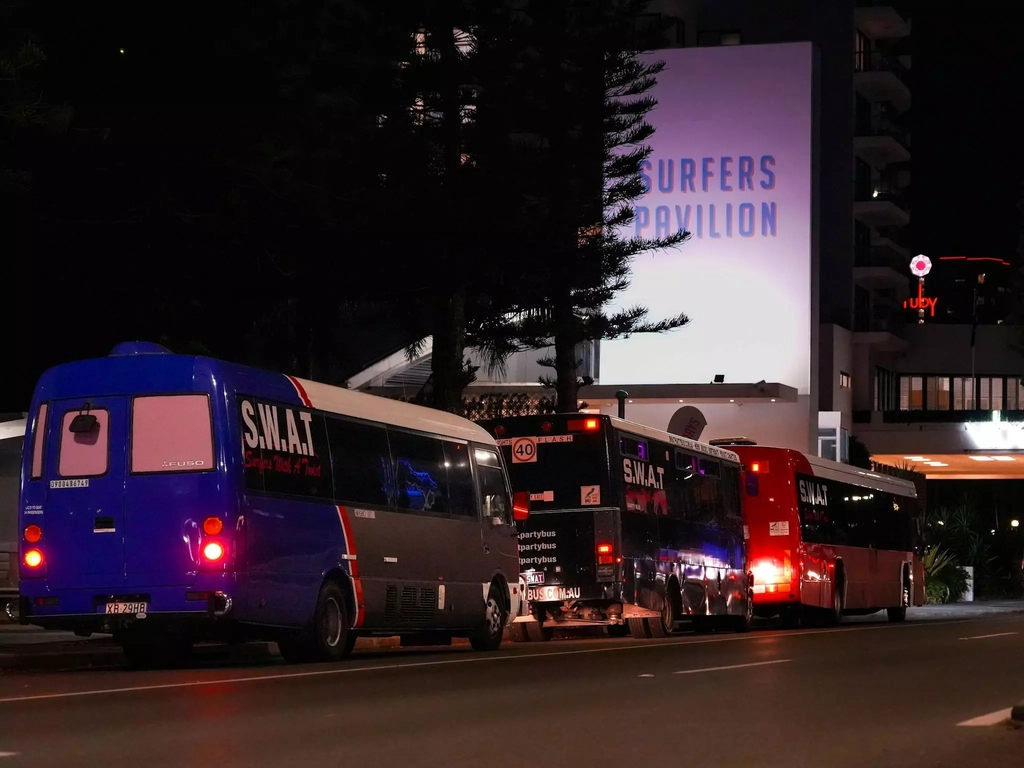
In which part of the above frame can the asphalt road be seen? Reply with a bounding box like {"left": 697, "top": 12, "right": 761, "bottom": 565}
{"left": 0, "top": 615, "right": 1021, "bottom": 767}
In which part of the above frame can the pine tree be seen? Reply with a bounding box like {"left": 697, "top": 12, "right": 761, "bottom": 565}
{"left": 473, "top": 0, "right": 691, "bottom": 412}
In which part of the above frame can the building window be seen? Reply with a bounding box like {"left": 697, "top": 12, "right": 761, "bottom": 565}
{"left": 979, "top": 377, "right": 1003, "bottom": 411}
{"left": 876, "top": 367, "right": 898, "bottom": 411}
{"left": 839, "top": 371, "right": 851, "bottom": 389}
{"left": 953, "top": 377, "right": 975, "bottom": 410}
{"left": 899, "top": 376, "right": 923, "bottom": 411}
{"left": 854, "top": 30, "right": 870, "bottom": 71}
{"left": 1007, "top": 378, "right": 1023, "bottom": 410}
{"left": 698, "top": 30, "right": 741, "bottom": 47}
{"left": 926, "top": 377, "right": 951, "bottom": 410}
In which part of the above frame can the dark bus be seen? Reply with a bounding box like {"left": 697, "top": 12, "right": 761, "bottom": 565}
{"left": 478, "top": 414, "right": 753, "bottom": 640}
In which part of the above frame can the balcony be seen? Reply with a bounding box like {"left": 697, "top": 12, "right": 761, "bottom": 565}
{"left": 854, "top": 187, "right": 910, "bottom": 228}
{"left": 854, "top": 247, "right": 912, "bottom": 292}
{"left": 855, "top": 3, "right": 911, "bottom": 41}
{"left": 854, "top": 118, "right": 910, "bottom": 167}
{"left": 854, "top": 51, "right": 911, "bottom": 113}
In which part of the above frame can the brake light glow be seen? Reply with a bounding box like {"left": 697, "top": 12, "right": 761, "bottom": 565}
{"left": 24, "top": 525, "right": 42, "bottom": 543}
{"left": 203, "top": 542, "right": 224, "bottom": 561}
{"left": 597, "top": 542, "right": 614, "bottom": 565}
{"left": 751, "top": 558, "right": 791, "bottom": 586}
{"left": 749, "top": 461, "right": 768, "bottom": 473}
{"left": 24, "top": 549, "right": 43, "bottom": 568}
{"left": 597, "top": 543, "right": 613, "bottom": 554}
{"left": 568, "top": 418, "right": 601, "bottom": 432}
{"left": 202, "top": 516, "right": 224, "bottom": 536}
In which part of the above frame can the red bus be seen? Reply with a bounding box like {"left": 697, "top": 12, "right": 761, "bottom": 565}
{"left": 718, "top": 443, "right": 925, "bottom": 626}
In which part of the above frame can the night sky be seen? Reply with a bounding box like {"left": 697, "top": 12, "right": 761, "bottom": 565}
{"left": 4, "top": 6, "right": 1023, "bottom": 412}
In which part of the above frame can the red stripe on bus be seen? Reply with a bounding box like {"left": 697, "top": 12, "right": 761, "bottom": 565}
{"left": 285, "top": 375, "right": 313, "bottom": 408}
{"left": 336, "top": 505, "right": 365, "bottom": 628}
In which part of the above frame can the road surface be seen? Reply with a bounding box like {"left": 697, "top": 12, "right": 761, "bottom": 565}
{"left": 0, "top": 613, "right": 1020, "bottom": 767}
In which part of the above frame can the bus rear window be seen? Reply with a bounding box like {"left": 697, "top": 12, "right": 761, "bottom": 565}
{"left": 132, "top": 395, "right": 214, "bottom": 473}
{"left": 59, "top": 409, "right": 109, "bottom": 477}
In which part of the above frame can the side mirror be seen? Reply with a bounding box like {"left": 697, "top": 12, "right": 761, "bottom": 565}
{"left": 513, "top": 491, "right": 530, "bottom": 522}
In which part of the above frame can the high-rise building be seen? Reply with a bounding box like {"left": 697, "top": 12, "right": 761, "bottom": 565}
{"left": 352, "top": 2, "right": 1023, "bottom": 479}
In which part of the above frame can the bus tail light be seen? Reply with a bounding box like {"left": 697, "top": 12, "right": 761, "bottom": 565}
{"left": 749, "top": 461, "right": 769, "bottom": 473}
{"left": 24, "top": 549, "right": 43, "bottom": 568}
{"left": 493, "top": 425, "right": 506, "bottom": 437}
{"left": 24, "top": 525, "right": 42, "bottom": 543}
{"left": 568, "top": 418, "right": 600, "bottom": 431}
{"left": 513, "top": 491, "right": 531, "bottom": 522}
{"left": 203, "top": 542, "right": 225, "bottom": 562}
{"left": 751, "top": 558, "right": 792, "bottom": 587}
{"left": 597, "top": 542, "right": 614, "bottom": 565}
{"left": 202, "top": 516, "right": 224, "bottom": 536}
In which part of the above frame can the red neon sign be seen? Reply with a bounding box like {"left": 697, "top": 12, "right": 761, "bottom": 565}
{"left": 903, "top": 282, "right": 937, "bottom": 316}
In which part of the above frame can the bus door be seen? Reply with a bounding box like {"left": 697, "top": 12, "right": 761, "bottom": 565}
{"left": 43, "top": 397, "right": 128, "bottom": 590}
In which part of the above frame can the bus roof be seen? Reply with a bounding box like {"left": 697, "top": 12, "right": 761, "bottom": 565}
{"left": 286, "top": 376, "right": 496, "bottom": 445}
{"left": 730, "top": 445, "right": 917, "bottom": 499}
{"left": 606, "top": 416, "right": 741, "bottom": 465}
{"left": 34, "top": 345, "right": 496, "bottom": 447}
{"left": 804, "top": 453, "right": 917, "bottom": 498}
{"left": 0, "top": 419, "right": 26, "bottom": 442}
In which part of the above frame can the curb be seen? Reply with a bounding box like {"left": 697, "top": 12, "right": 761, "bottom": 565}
{"left": 1012, "top": 702, "right": 1024, "bottom": 723}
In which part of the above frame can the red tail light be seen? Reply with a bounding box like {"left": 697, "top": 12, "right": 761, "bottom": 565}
{"left": 24, "top": 549, "right": 43, "bottom": 568}
{"left": 750, "top": 461, "right": 769, "bottom": 473}
{"left": 202, "top": 516, "right": 224, "bottom": 536}
{"left": 597, "top": 542, "right": 614, "bottom": 565}
{"left": 203, "top": 542, "right": 224, "bottom": 561}
{"left": 568, "top": 418, "right": 600, "bottom": 431}
{"left": 493, "top": 425, "right": 506, "bottom": 437}
{"left": 24, "top": 525, "right": 42, "bottom": 544}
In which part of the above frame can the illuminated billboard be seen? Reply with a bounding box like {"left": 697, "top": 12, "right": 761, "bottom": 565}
{"left": 601, "top": 43, "right": 815, "bottom": 393}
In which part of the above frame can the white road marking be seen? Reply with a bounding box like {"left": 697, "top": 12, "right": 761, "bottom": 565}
{"left": 958, "top": 708, "right": 1013, "bottom": 727}
{"left": 0, "top": 753, "right": 18, "bottom": 758}
{"left": 958, "top": 632, "right": 1018, "bottom": 641}
{"left": 673, "top": 659, "right": 791, "bottom": 676}
{"left": 638, "top": 674, "right": 654, "bottom": 678}
{"left": 0, "top": 617, "right": 996, "bottom": 705}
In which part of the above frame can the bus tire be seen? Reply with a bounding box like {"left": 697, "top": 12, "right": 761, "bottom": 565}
{"left": 470, "top": 582, "right": 508, "bottom": 652}
{"left": 649, "top": 582, "right": 680, "bottom": 638}
{"left": 826, "top": 571, "right": 845, "bottom": 627}
{"left": 627, "top": 618, "right": 652, "bottom": 638}
{"left": 280, "top": 581, "right": 356, "bottom": 664}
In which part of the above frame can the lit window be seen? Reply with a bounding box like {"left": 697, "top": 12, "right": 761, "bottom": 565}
{"left": 839, "top": 371, "right": 851, "bottom": 389}
{"left": 59, "top": 409, "right": 109, "bottom": 478}
{"left": 132, "top": 395, "right": 214, "bottom": 473}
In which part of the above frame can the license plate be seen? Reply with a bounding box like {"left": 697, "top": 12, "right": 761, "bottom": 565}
{"left": 527, "top": 586, "right": 581, "bottom": 602}
{"left": 103, "top": 602, "right": 147, "bottom": 615}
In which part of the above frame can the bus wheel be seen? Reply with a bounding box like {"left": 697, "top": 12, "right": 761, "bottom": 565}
{"left": 627, "top": 618, "right": 651, "bottom": 638}
{"left": 280, "top": 582, "right": 356, "bottom": 663}
{"left": 649, "top": 588, "right": 679, "bottom": 638}
{"left": 470, "top": 583, "right": 508, "bottom": 652}
{"left": 825, "top": 580, "right": 844, "bottom": 626}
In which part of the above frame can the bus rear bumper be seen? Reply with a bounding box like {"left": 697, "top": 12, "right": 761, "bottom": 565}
{"left": 16, "top": 580, "right": 236, "bottom": 633}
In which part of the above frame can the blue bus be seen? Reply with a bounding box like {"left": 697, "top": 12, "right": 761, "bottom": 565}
{"left": 18, "top": 342, "right": 528, "bottom": 667}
